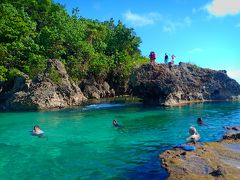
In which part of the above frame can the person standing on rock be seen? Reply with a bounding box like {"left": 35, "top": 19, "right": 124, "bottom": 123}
{"left": 149, "top": 51, "right": 156, "bottom": 65}
{"left": 164, "top": 53, "right": 169, "bottom": 64}
{"left": 171, "top": 54, "right": 176, "bottom": 64}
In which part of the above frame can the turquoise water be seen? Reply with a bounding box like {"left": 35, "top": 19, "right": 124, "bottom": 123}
{"left": 0, "top": 101, "right": 240, "bottom": 179}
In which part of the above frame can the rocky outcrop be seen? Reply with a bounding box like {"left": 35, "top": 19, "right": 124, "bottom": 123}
{"left": 160, "top": 126, "right": 240, "bottom": 179}
{"left": 223, "top": 126, "right": 240, "bottom": 140}
{"left": 80, "top": 79, "right": 115, "bottom": 100}
{"left": 129, "top": 63, "right": 240, "bottom": 106}
{"left": 1, "top": 59, "right": 86, "bottom": 110}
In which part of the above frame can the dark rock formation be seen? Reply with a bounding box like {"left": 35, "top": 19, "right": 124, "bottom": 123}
{"left": 1, "top": 59, "right": 86, "bottom": 111}
{"left": 223, "top": 126, "right": 240, "bottom": 140}
{"left": 80, "top": 79, "right": 115, "bottom": 100}
{"left": 129, "top": 63, "right": 240, "bottom": 106}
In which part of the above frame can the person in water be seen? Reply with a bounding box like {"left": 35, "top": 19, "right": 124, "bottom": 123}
{"left": 186, "top": 126, "right": 200, "bottom": 144}
{"left": 197, "top": 117, "right": 207, "bottom": 126}
{"left": 113, "top": 120, "right": 125, "bottom": 128}
{"left": 32, "top": 125, "right": 44, "bottom": 135}
{"left": 113, "top": 120, "right": 119, "bottom": 127}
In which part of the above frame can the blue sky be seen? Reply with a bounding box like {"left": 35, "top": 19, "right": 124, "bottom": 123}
{"left": 54, "top": 0, "right": 240, "bottom": 83}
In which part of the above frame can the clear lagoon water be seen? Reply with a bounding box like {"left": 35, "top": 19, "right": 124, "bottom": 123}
{"left": 0, "top": 101, "right": 239, "bottom": 179}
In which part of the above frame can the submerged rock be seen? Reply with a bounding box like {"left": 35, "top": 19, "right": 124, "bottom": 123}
{"left": 129, "top": 63, "right": 240, "bottom": 106}
{"left": 3, "top": 59, "right": 86, "bottom": 110}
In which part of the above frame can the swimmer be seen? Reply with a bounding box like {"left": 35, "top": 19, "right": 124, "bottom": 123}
{"left": 113, "top": 120, "right": 119, "bottom": 127}
{"left": 197, "top": 117, "right": 207, "bottom": 126}
{"left": 186, "top": 126, "right": 200, "bottom": 144}
{"left": 32, "top": 125, "right": 44, "bottom": 135}
{"left": 113, "top": 120, "right": 124, "bottom": 128}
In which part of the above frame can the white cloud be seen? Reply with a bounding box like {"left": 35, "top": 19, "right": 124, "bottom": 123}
{"left": 188, "top": 48, "right": 203, "bottom": 54}
{"left": 163, "top": 25, "right": 173, "bottom": 32}
{"left": 163, "top": 21, "right": 177, "bottom": 32}
{"left": 206, "top": 0, "right": 240, "bottom": 17}
{"left": 227, "top": 69, "right": 240, "bottom": 83}
{"left": 123, "top": 10, "right": 161, "bottom": 27}
{"left": 163, "top": 16, "right": 191, "bottom": 33}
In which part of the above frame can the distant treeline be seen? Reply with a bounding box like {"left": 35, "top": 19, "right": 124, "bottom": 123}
{"left": 0, "top": 0, "right": 147, "bottom": 86}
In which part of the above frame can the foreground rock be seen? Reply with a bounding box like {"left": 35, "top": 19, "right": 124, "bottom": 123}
{"left": 1, "top": 59, "right": 86, "bottom": 110}
{"left": 223, "top": 126, "right": 240, "bottom": 139}
{"left": 129, "top": 63, "right": 240, "bottom": 106}
{"left": 160, "top": 126, "right": 240, "bottom": 179}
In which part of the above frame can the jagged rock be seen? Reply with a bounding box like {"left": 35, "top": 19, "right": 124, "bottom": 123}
{"left": 229, "top": 95, "right": 240, "bottom": 101}
{"left": 209, "top": 167, "right": 225, "bottom": 177}
{"left": 12, "top": 74, "right": 30, "bottom": 92}
{"left": 80, "top": 80, "right": 115, "bottom": 99}
{"left": 4, "top": 59, "right": 86, "bottom": 110}
{"left": 129, "top": 63, "right": 240, "bottom": 106}
{"left": 223, "top": 126, "right": 240, "bottom": 139}
{"left": 0, "top": 81, "right": 3, "bottom": 94}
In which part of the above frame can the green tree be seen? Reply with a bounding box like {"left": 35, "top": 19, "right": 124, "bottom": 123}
{"left": 0, "top": 0, "right": 144, "bottom": 93}
{"left": 0, "top": 66, "right": 8, "bottom": 81}
{"left": 0, "top": 3, "right": 38, "bottom": 71}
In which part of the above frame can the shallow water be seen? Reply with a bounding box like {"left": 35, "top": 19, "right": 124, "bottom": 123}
{"left": 0, "top": 101, "right": 239, "bottom": 179}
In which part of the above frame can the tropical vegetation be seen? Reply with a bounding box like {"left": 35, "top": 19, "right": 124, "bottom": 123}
{"left": 0, "top": 0, "right": 147, "bottom": 90}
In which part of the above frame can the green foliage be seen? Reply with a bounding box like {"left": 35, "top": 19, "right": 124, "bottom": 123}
{"left": 0, "top": 0, "right": 143, "bottom": 91}
{"left": 0, "top": 66, "right": 8, "bottom": 81}
{"left": 88, "top": 54, "right": 111, "bottom": 79}
{"left": 24, "top": 54, "right": 47, "bottom": 78}
{"left": 136, "top": 56, "right": 149, "bottom": 65}
{"left": 0, "top": 3, "right": 36, "bottom": 43}
{"left": 48, "top": 67, "right": 62, "bottom": 85}
{"left": 8, "top": 68, "right": 23, "bottom": 80}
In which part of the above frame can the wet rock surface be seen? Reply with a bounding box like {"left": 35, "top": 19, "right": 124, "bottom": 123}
{"left": 129, "top": 63, "right": 240, "bottom": 106}
{"left": 223, "top": 126, "right": 240, "bottom": 140}
{"left": 159, "top": 126, "right": 240, "bottom": 179}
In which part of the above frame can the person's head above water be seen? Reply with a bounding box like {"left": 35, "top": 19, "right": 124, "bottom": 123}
{"left": 33, "top": 125, "right": 40, "bottom": 130}
{"left": 113, "top": 120, "right": 118, "bottom": 126}
{"left": 197, "top": 117, "right": 203, "bottom": 124}
{"left": 189, "top": 126, "right": 197, "bottom": 135}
